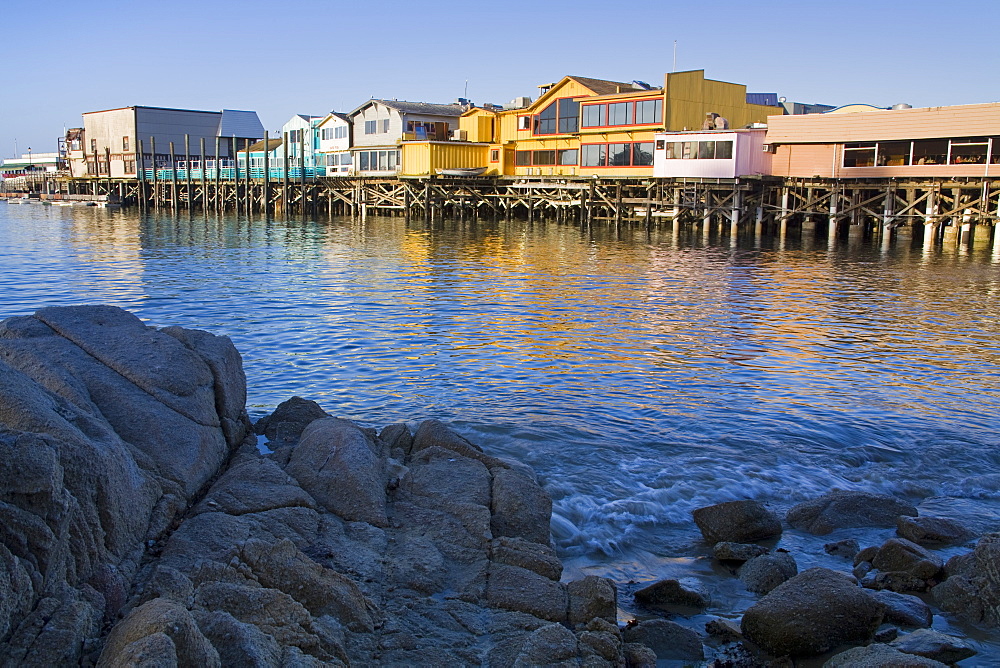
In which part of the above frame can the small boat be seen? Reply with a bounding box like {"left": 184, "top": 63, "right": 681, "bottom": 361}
{"left": 6, "top": 197, "right": 32, "bottom": 203}
{"left": 435, "top": 167, "right": 487, "bottom": 177}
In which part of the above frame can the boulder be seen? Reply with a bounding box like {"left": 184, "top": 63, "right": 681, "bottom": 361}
{"left": 713, "top": 541, "right": 769, "bottom": 563}
{"left": 824, "top": 539, "right": 860, "bottom": 559}
{"left": 738, "top": 551, "right": 798, "bottom": 594}
{"left": 253, "top": 396, "right": 329, "bottom": 446}
{"left": 741, "top": 567, "right": 885, "bottom": 657}
{"left": 786, "top": 490, "right": 917, "bottom": 535}
{"left": 193, "top": 610, "right": 283, "bottom": 668}
{"left": 705, "top": 617, "right": 742, "bottom": 641}
{"left": 622, "top": 619, "right": 703, "bottom": 662}
{"left": 97, "top": 598, "right": 220, "bottom": 668}
{"left": 865, "top": 590, "right": 932, "bottom": 628}
{"left": 823, "top": 643, "right": 947, "bottom": 667}
{"left": 490, "top": 537, "right": 562, "bottom": 581}
{"left": 890, "top": 628, "right": 976, "bottom": 664}
{"left": 870, "top": 538, "right": 943, "bottom": 580}
{"left": 692, "top": 500, "right": 782, "bottom": 545}
{"left": 567, "top": 575, "right": 617, "bottom": 626}
{"left": 897, "top": 516, "right": 973, "bottom": 547}
{"left": 513, "top": 623, "right": 579, "bottom": 667}
{"left": 634, "top": 577, "right": 709, "bottom": 612}
{"left": 621, "top": 642, "right": 657, "bottom": 668}
{"left": 411, "top": 419, "right": 507, "bottom": 469}
{"left": 491, "top": 468, "right": 552, "bottom": 545}
{"left": 487, "top": 563, "right": 568, "bottom": 622}
{"left": 378, "top": 423, "right": 413, "bottom": 455}
{"left": 285, "top": 418, "right": 387, "bottom": 527}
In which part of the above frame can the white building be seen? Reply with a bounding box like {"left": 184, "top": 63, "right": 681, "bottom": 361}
{"left": 653, "top": 128, "right": 771, "bottom": 179}
{"left": 349, "top": 99, "right": 465, "bottom": 176}
{"left": 315, "top": 112, "right": 352, "bottom": 175}
{"left": 281, "top": 114, "right": 324, "bottom": 174}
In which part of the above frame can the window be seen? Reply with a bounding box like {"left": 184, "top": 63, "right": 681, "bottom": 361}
{"left": 364, "top": 121, "right": 376, "bottom": 134}
{"left": 533, "top": 150, "right": 557, "bottom": 166}
{"left": 991, "top": 137, "right": 1000, "bottom": 164}
{"left": 877, "top": 141, "right": 911, "bottom": 166}
{"left": 326, "top": 154, "right": 337, "bottom": 166}
{"left": 359, "top": 152, "right": 369, "bottom": 170}
{"left": 340, "top": 153, "right": 352, "bottom": 165}
{"left": 634, "top": 99, "right": 662, "bottom": 124}
{"left": 355, "top": 149, "right": 399, "bottom": 171}
{"left": 90, "top": 139, "right": 97, "bottom": 152}
{"left": 559, "top": 149, "right": 578, "bottom": 165}
{"left": 949, "top": 137, "right": 988, "bottom": 164}
{"left": 912, "top": 139, "right": 947, "bottom": 165}
{"left": 632, "top": 143, "right": 654, "bottom": 166}
{"left": 843, "top": 142, "right": 876, "bottom": 167}
{"left": 607, "top": 103, "right": 632, "bottom": 126}
{"left": 698, "top": 141, "right": 716, "bottom": 160}
{"left": 608, "top": 143, "right": 630, "bottom": 166}
{"left": 533, "top": 98, "right": 580, "bottom": 135}
{"left": 581, "top": 144, "right": 606, "bottom": 167}
{"left": 715, "top": 141, "right": 733, "bottom": 160}
{"left": 582, "top": 104, "right": 606, "bottom": 128}
{"left": 382, "top": 119, "right": 390, "bottom": 133}
{"left": 122, "top": 136, "right": 130, "bottom": 151}
{"left": 517, "top": 116, "right": 531, "bottom": 131}
{"left": 490, "top": 149, "right": 500, "bottom": 162}
{"left": 335, "top": 126, "right": 348, "bottom": 139}
{"left": 515, "top": 151, "right": 531, "bottom": 166}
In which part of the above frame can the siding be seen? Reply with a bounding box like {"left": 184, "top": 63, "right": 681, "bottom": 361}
{"left": 766, "top": 103, "right": 1000, "bottom": 143}
{"left": 400, "top": 142, "right": 489, "bottom": 176}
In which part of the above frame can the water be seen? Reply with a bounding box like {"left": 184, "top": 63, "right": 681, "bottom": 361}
{"left": 2, "top": 201, "right": 999, "bottom": 658}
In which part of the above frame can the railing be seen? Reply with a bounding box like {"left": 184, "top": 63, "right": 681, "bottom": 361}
{"left": 141, "top": 167, "right": 324, "bottom": 180}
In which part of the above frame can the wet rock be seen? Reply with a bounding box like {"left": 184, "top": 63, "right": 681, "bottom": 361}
{"left": 622, "top": 642, "right": 657, "bottom": 667}
{"left": 823, "top": 538, "right": 860, "bottom": 559}
{"left": 705, "top": 617, "right": 743, "bottom": 641}
{"left": 897, "top": 516, "right": 973, "bottom": 547}
{"left": 854, "top": 545, "right": 880, "bottom": 565}
{"left": 713, "top": 541, "right": 769, "bottom": 563}
{"left": 861, "top": 570, "right": 929, "bottom": 594}
{"left": 709, "top": 641, "right": 793, "bottom": 668}
{"left": 634, "top": 577, "right": 709, "bottom": 612}
{"left": 253, "top": 396, "right": 329, "bottom": 446}
{"left": 285, "top": 417, "right": 388, "bottom": 527}
{"left": 853, "top": 560, "right": 874, "bottom": 580}
{"left": 378, "top": 422, "right": 413, "bottom": 455}
{"left": 622, "top": 619, "right": 703, "bottom": 662}
{"left": 870, "top": 538, "right": 943, "bottom": 580}
{"left": 738, "top": 552, "right": 797, "bottom": 595}
{"left": 890, "top": 628, "right": 976, "bottom": 664}
{"left": 865, "top": 590, "right": 932, "bottom": 628}
{"left": 786, "top": 490, "right": 917, "bottom": 535}
{"left": 567, "top": 575, "right": 617, "bottom": 626}
{"left": 411, "top": 419, "right": 508, "bottom": 469}
{"left": 873, "top": 625, "right": 899, "bottom": 643}
{"left": 823, "top": 643, "right": 947, "bottom": 667}
{"left": 741, "top": 567, "right": 885, "bottom": 657}
{"left": 692, "top": 500, "right": 782, "bottom": 545}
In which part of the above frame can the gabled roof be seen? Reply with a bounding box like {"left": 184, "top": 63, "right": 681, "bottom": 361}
{"left": 566, "top": 75, "right": 637, "bottom": 96}
{"left": 218, "top": 110, "right": 265, "bottom": 139}
{"left": 317, "top": 112, "right": 351, "bottom": 127}
{"left": 351, "top": 99, "right": 465, "bottom": 117}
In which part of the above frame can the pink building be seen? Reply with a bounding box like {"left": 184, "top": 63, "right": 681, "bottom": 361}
{"left": 765, "top": 103, "right": 1000, "bottom": 179}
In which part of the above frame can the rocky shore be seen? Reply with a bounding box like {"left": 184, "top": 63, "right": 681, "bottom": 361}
{"left": 0, "top": 306, "right": 997, "bottom": 666}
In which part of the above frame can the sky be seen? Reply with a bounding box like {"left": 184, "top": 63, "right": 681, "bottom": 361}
{"left": 3, "top": 0, "right": 1000, "bottom": 157}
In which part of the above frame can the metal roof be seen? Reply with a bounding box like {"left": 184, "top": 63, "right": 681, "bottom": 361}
{"left": 747, "top": 93, "right": 780, "bottom": 107}
{"left": 218, "top": 110, "right": 265, "bottom": 139}
{"left": 354, "top": 100, "right": 465, "bottom": 117}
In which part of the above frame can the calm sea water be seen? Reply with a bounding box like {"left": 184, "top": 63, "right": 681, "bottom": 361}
{"left": 2, "top": 201, "right": 999, "bottom": 654}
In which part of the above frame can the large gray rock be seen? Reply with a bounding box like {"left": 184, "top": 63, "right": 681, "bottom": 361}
{"left": 566, "top": 575, "right": 617, "bottom": 626}
{"left": 738, "top": 551, "right": 798, "bottom": 594}
{"left": 97, "top": 598, "right": 220, "bottom": 668}
{"left": 0, "top": 306, "right": 250, "bottom": 664}
{"left": 897, "top": 516, "right": 973, "bottom": 547}
{"left": 634, "top": 577, "right": 709, "bottom": 612}
{"left": 890, "top": 628, "right": 976, "bottom": 664}
{"left": 741, "top": 567, "right": 885, "bottom": 657}
{"left": 692, "top": 500, "right": 782, "bottom": 544}
{"left": 253, "top": 396, "right": 329, "bottom": 446}
{"left": 870, "top": 538, "right": 943, "bottom": 581}
{"left": 823, "top": 643, "right": 947, "bottom": 667}
{"left": 865, "top": 590, "right": 932, "bottom": 628}
{"left": 621, "top": 619, "right": 703, "bottom": 662}
{"left": 714, "top": 541, "right": 769, "bottom": 563}
{"left": 786, "top": 490, "right": 917, "bottom": 535}
{"left": 491, "top": 468, "right": 552, "bottom": 545}
{"left": 285, "top": 418, "right": 388, "bottom": 527}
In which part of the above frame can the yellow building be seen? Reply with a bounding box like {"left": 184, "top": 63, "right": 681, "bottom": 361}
{"left": 408, "top": 70, "right": 780, "bottom": 178}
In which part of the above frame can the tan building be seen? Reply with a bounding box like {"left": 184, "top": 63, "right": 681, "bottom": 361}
{"left": 766, "top": 102, "right": 1000, "bottom": 179}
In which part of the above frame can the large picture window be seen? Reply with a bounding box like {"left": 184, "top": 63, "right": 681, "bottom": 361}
{"left": 842, "top": 137, "right": 999, "bottom": 167}
{"left": 533, "top": 98, "right": 581, "bottom": 135}
{"left": 582, "top": 142, "right": 653, "bottom": 167}
{"left": 581, "top": 98, "right": 662, "bottom": 129}
{"left": 843, "top": 143, "right": 876, "bottom": 167}
{"left": 514, "top": 149, "right": 579, "bottom": 166}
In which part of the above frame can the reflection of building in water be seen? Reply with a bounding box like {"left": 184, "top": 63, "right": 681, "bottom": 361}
{"left": 766, "top": 102, "right": 1000, "bottom": 178}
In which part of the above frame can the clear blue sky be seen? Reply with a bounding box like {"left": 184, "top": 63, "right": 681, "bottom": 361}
{"left": 4, "top": 0, "right": 999, "bottom": 157}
